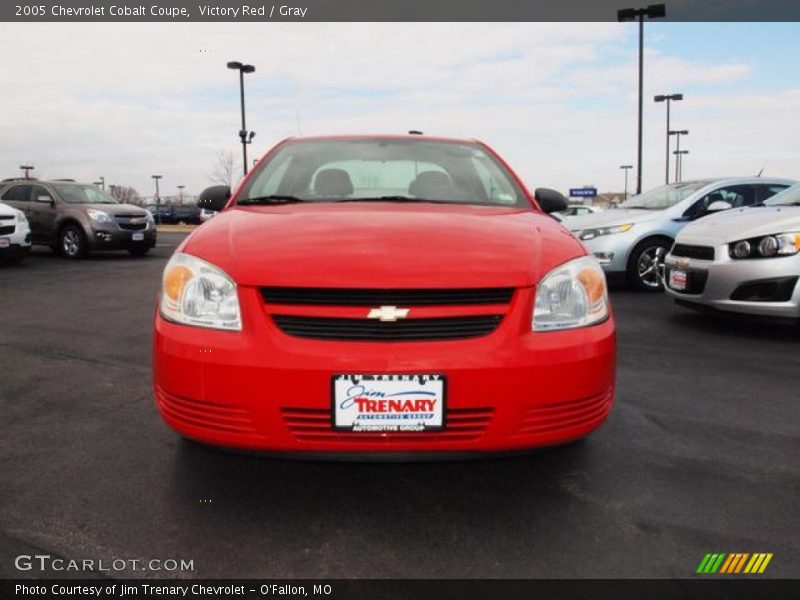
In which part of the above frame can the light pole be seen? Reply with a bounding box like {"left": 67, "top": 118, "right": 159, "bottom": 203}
{"left": 654, "top": 93, "right": 683, "bottom": 184}
{"left": 669, "top": 130, "right": 689, "bottom": 181}
{"left": 20, "top": 165, "right": 34, "bottom": 179}
{"left": 620, "top": 165, "right": 633, "bottom": 200}
{"left": 618, "top": 3, "right": 666, "bottom": 195}
{"left": 152, "top": 175, "right": 162, "bottom": 223}
{"left": 673, "top": 149, "right": 689, "bottom": 182}
{"left": 177, "top": 185, "right": 185, "bottom": 204}
{"left": 227, "top": 61, "right": 256, "bottom": 176}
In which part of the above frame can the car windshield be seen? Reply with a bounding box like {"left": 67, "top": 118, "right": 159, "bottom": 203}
{"left": 764, "top": 183, "right": 800, "bottom": 206}
{"left": 618, "top": 181, "right": 711, "bottom": 210}
{"left": 237, "top": 138, "right": 526, "bottom": 207}
{"left": 53, "top": 184, "right": 119, "bottom": 204}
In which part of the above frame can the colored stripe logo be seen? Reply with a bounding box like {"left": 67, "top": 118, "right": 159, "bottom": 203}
{"left": 696, "top": 553, "right": 773, "bottom": 574}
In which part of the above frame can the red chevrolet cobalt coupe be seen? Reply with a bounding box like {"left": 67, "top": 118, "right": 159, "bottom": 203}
{"left": 153, "top": 135, "right": 615, "bottom": 457}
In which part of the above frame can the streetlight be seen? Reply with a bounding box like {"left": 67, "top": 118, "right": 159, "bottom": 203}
{"left": 673, "top": 149, "right": 689, "bottom": 182}
{"left": 669, "top": 130, "right": 689, "bottom": 181}
{"left": 152, "top": 175, "right": 163, "bottom": 224}
{"left": 19, "top": 165, "right": 34, "bottom": 179}
{"left": 618, "top": 3, "right": 666, "bottom": 195}
{"left": 654, "top": 93, "right": 683, "bottom": 184}
{"left": 96, "top": 176, "right": 105, "bottom": 190}
{"left": 177, "top": 185, "right": 185, "bottom": 204}
{"left": 620, "top": 165, "right": 634, "bottom": 200}
{"left": 227, "top": 60, "right": 256, "bottom": 176}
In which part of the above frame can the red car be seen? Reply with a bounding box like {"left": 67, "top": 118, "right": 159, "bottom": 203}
{"left": 153, "top": 135, "right": 615, "bottom": 457}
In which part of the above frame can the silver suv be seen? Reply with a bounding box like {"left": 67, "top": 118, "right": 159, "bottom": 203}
{"left": 0, "top": 179, "right": 156, "bottom": 258}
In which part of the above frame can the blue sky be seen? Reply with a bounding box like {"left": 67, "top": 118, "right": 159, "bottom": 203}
{"left": 1, "top": 22, "right": 799, "bottom": 198}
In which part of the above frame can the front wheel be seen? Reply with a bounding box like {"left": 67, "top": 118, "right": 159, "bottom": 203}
{"left": 59, "top": 225, "right": 87, "bottom": 259}
{"left": 627, "top": 237, "right": 672, "bottom": 291}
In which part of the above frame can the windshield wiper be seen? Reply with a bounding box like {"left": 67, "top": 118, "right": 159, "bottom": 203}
{"left": 335, "top": 196, "right": 453, "bottom": 204}
{"left": 238, "top": 195, "right": 308, "bottom": 205}
{"left": 620, "top": 205, "right": 653, "bottom": 210}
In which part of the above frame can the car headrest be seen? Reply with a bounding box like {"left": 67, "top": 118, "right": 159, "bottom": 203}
{"left": 408, "top": 171, "right": 453, "bottom": 198}
{"left": 314, "top": 168, "right": 354, "bottom": 197}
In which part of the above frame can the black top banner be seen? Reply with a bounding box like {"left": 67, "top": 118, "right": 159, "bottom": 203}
{"left": 3, "top": 0, "right": 800, "bottom": 22}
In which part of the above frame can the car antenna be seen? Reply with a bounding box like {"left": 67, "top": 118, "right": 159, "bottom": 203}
{"left": 756, "top": 160, "right": 768, "bottom": 177}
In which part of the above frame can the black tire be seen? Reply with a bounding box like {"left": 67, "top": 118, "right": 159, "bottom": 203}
{"left": 59, "top": 224, "right": 88, "bottom": 259}
{"left": 128, "top": 246, "right": 149, "bottom": 257}
{"left": 627, "top": 236, "right": 672, "bottom": 291}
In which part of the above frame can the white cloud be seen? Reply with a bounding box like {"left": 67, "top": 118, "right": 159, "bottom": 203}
{"left": 0, "top": 22, "right": 796, "bottom": 199}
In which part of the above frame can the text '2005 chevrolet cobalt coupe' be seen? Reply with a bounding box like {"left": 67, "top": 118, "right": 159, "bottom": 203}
{"left": 153, "top": 135, "right": 616, "bottom": 457}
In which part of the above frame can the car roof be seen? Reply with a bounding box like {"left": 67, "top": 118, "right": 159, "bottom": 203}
{"left": 279, "top": 134, "right": 483, "bottom": 145}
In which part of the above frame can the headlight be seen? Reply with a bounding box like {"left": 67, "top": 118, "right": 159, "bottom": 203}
{"left": 578, "top": 223, "right": 634, "bottom": 241}
{"left": 16, "top": 210, "right": 27, "bottom": 224}
{"left": 729, "top": 233, "right": 800, "bottom": 259}
{"left": 87, "top": 209, "right": 112, "bottom": 223}
{"left": 534, "top": 255, "right": 609, "bottom": 331}
{"left": 160, "top": 253, "right": 241, "bottom": 331}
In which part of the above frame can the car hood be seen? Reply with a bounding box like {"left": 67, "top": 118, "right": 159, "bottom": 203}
{"left": 566, "top": 208, "right": 661, "bottom": 231}
{"left": 181, "top": 203, "right": 585, "bottom": 288}
{"left": 677, "top": 206, "right": 800, "bottom": 245}
{"left": 0, "top": 201, "right": 18, "bottom": 216}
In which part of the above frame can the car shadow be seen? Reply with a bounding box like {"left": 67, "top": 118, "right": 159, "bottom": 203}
{"left": 667, "top": 305, "right": 799, "bottom": 343}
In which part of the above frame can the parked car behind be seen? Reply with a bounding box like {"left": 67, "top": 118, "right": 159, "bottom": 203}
{"left": 0, "top": 200, "right": 31, "bottom": 265}
{"left": 0, "top": 180, "right": 156, "bottom": 258}
{"left": 567, "top": 178, "right": 795, "bottom": 290}
{"left": 146, "top": 203, "right": 201, "bottom": 224}
{"left": 555, "top": 204, "right": 603, "bottom": 219}
{"left": 664, "top": 182, "right": 800, "bottom": 318}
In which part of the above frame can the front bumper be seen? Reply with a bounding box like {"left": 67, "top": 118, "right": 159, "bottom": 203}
{"left": 664, "top": 250, "right": 800, "bottom": 318}
{"left": 152, "top": 287, "right": 616, "bottom": 455}
{"left": 576, "top": 234, "right": 632, "bottom": 274}
{"left": 0, "top": 220, "right": 31, "bottom": 259}
{"left": 89, "top": 223, "right": 156, "bottom": 251}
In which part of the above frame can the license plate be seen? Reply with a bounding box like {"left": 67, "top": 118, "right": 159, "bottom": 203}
{"left": 0, "top": 238, "right": 9, "bottom": 248}
{"left": 132, "top": 232, "right": 144, "bottom": 241}
{"left": 669, "top": 269, "right": 688, "bottom": 291}
{"left": 333, "top": 374, "right": 445, "bottom": 432}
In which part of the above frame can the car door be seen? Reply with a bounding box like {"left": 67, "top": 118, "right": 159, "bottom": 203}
{"left": 28, "top": 184, "right": 60, "bottom": 244}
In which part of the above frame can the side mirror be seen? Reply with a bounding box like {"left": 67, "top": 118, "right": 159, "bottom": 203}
{"left": 706, "top": 200, "right": 732, "bottom": 212}
{"left": 36, "top": 195, "right": 54, "bottom": 205}
{"left": 198, "top": 186, "right": 231, "bottom": 212}
{"left": 534, "top": 188, "right": 569, "bottom": 214}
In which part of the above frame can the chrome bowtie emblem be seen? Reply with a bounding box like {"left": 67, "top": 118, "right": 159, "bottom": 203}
{"left": 367, "top": 306, "right": 410, "bottom": 322}
{"left": 676, "top": 259, "right": 690, "bottom": 269}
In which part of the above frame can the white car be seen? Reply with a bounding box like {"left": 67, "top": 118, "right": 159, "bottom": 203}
{"left": 555, "top": 205, "right": 603, "bottom": 219}
{"left": 664, "top": 183, "right": 800, "bottom": 318}
{"left": 199, "top": 208, "right": 218, "bottom": 223}
{"left": 0, "top": 200, "right": 31, "bottom": 265}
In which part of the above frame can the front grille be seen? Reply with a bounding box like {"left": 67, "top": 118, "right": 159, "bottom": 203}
{"left": 0, "top": 215, "right": 14, "bottom": 221}
{"left": 665, "top": 267, "right": 708, "bottom": 295}
{"left": 261, "top": 287, "right": 514, "bottom": 306}
{"left": 0, "top": 225, "right": 15, "bottom": 235}
{"left": 117, "top": 221, "right": 147, "bottom": 231}
{"left": 672, "top": 243, "right": 715, "bottom": 260}
{"left": 730, "top": 277, "right": 798, "bottom": 302}
{"left": 512, "top": 388, "right": 613, "bottom": 439}
{"left": 282, "top": 406, "right": 493, "bottom": 443}
{"left": 272, "top": 314, "right": 503, "bottom": 342}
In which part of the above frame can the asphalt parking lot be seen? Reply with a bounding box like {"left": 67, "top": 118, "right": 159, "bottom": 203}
{"left": 1, "top": 232, "right": 798, "bottom": 579}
